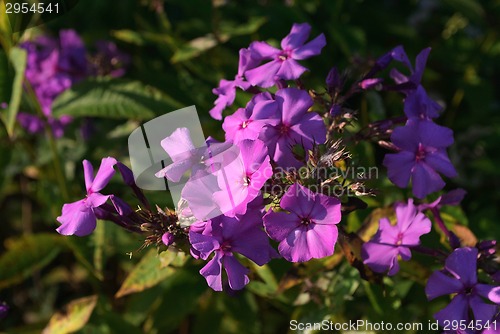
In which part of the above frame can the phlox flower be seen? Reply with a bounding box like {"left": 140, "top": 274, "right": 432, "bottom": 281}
{"left": 245, "top": 23, "right": 326, "bottom": 88}
{"left": 259, "top": 88, "right": 326, "bottom": 168}
{"left": 426, "top": 247, "right": 500, "bottom": 324}
{"left": 362, "top": 199, "right": 431, "bottom": 276}
{"left": 189, "top": 213, "right": 276, "bottom": 291}
{"left": 263, "top": 183, "right": 341, "bottom": 262}
{"left": 383, "top": 120, "right": 457, "bottom": 199}
{"left": 56, "top": 157, "right": 117, "bottom": 236}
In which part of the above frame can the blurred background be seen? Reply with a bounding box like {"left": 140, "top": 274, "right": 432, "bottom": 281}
{"left": 1, "top": 0, "right": 499, "bottom": 333}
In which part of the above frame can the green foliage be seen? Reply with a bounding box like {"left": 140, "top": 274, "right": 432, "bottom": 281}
{"left": 52, "top": 78, "right": 183, "bottom": 120}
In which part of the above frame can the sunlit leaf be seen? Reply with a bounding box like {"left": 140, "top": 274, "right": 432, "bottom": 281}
{"left": 42, "top": 295, "right": 98, "bottom": 334}
{"left": 115, "top": 249, "right": 183, "bottom": 298}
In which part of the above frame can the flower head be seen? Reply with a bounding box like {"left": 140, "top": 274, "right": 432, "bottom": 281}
{"left": 426, "top": 247, "right": 500, "bottom": 324}
{"left": 56, "top": 157, "right": 117, "bottom": 236}
{"left": 383, "top": 120, "right": 457, "bottom": 198}
{"left": 189, "top": 212, "right": 276, "bottom": 291}
{"left": 259, "top": 88, "right": 326, "bottom": 168}
{"left": 245, "top": 23, "right": 326, "bottom": 88}
{"left": 263, "top": 183, "right": 341, "bottom": 262}
{"left": 222, "top": 92, "right": 279, "bottom": 143}
{"left": 209, "top": 48, "right": 259, "bottom": 120}
{"left": 362, "top": 199, "right": 431, "bottom": 275}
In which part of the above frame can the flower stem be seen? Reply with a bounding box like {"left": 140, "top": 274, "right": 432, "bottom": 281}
{"left": 431, "top": 207, "right": 460, "bottom": 249}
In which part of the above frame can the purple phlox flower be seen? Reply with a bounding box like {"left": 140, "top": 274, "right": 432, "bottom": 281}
{"left": 155, "top": 127, "right": 232, "bottom": 183}
{"left": 56, "top": 157, "right": 117, "bottom": 236}
{"left": 245, "top": 23, "right": 326, "bottom": 88}
{"left": 19, "top": 29, "right": 88, "bottom": 136}
{"left": 189, "top": 213, "right": 276, "bottom": 291}
{"left": 425, "top": 247, "right": 500, "bottom": 324}
{"left": 362, "top": 199, "right": 431, "bottom": 276}
{"left": 162, "top": 232, "right": 175, "bottom": 247}
{"left": 404, "top": 85, "right": 442, "bottom": 120}
{"left": 209, "top": 48, "right": 259, "bottom": 120}
{"left": 383, "top": 119, "right": 457, "bottom": 199}
{"left": 0, "top": 302, "right": 8, "bottom": 320}
{"left": 58, "top": 29, "right": 88, "bottom": 78}
{"left": 259, "top": 88, "right": 326, "bottom": 168}
{"left": 213, "top": 139, "right": 273, "bottom": 217}
{"left": 92, "top": 40, "right": 130, "bottom": 78}
{"left": 263, "top": 183, "right": 341, "bottom": 262}
{"left": 326, "top": 67, "right": 343, "bottom": 94}
{"left": 222, "top": 92, "right": 280, "bottom": 143}
{"left": 418, "top": 188, "right": 467, "bottom": 211}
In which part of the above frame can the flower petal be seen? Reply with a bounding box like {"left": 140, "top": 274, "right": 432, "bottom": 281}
{"left": 200, "top": 252, "right": 223, "bottom": 291}
{"left": 434, "top": 294, "right": 469, "bottom": 324}
{"left": 292, "top": 33, "right": 326, "bottom": 60}
{"left": 281, "top": 23, "right": 311, "bottom": 50}
{"left": 263, "top": 210, "right": 301, "bottom": 242}
{"left": 90, "top": 157, "right": 117, "bottom": 192}
{"left": 444, "top": 247, "right": 478, "bottom": 286}
{"left": 425, "top": 271, "right": 463, "bottom": 300}
{"left": 223, "top": 255, "right": 250, "bottom": 290}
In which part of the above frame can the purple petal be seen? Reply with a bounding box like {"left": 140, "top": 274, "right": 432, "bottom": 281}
{"left": 200, "top": 252, "right": 223, "bottom": 291}
{"left": 281, "top": 23, "right": 311, "bottom": 50}
{"left": 90, "top": 157, "right": 117, "bottom": 192}
{"left": 476, "top": 284, "right": 500, "bottom": 304}
{"left": 275, "top": 59, "right": 308, "bottom": 81}
{"left": 362, "top": 242, "right": 400, "bottom": 275}
{"left": 444, "top": 247, "right": 478, "bottom": 286}
{"left": 56, "top": 200, "right": 97, "bottom": 237}
{"left": 411, "top": 47, "right": 431, "bottom": 84}
{"left": 223, "top": 255, "right": 250, "bottom": 290}
{"left": 110, "top": 195, "right": 132, "bottom": 215}
{"left": 383, "top": 151, "right": 415, "bottom": 188}
{"left": 160, "top": 128, "right": 196, "bottom": 162}
{"left": 249, "top": 41, "right": 280, "bottom": 60}
{"left": 263, "top": 210, "right": 301, "bottom": 242}
{"left": 425, "top": 271, "right": 463, "bottom": 300}
{"left": 292, "top": 33, "right": 326, "bottom": 60}
{"left": 418, "top": 120, "right": 454, "bottom": 148}
{"left": 411, "top": 162, "right": 445, "bottom": 199}
{"left": 245, "top": 61, "right": 282, "bottom": 88}
{"left": 439, "top": 189, "right": 467, "bottom": 206}
{"left": 278, "top": 226, "right": 310, "bottom": 262}
{"left": 280, "top": 183, "right": 317, "bottom": 218}
{"left": 313, "top": 193, "right": 341, "bottom": 225}
{"left": 469, "top": 294, "right": 498, "bottom": 323}
{"left": 304, "top": 224, "right": 338, "bottom": 259}
{"left": 237, "top": 48, "right": 259, "bottom": 76}
{"left": 425, "top": 150, "right": 457, "bottom": 178}
{"left": 292, "top": 112, "right": 326, "bottom": 146}
{"left": 83, "top": 160, "right": 94, "bottom": 191}
{"left": 87, "top": 192, "right": 109, "bottom": 208}
{"left": 276, "top": 88, "right": 313, "bottom": 125}
{"left": 434, "top": 294, "right": 469, "bottom": 324}
{"left": 189, "top": 229, "right": 218, "bottom": 260}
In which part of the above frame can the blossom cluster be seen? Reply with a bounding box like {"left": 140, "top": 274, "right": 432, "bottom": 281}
{"left": 54, "top": 23, "right": 500, "bottom": 327}
{"left": 18, "top": 29, "right": 129, "bottom": 137}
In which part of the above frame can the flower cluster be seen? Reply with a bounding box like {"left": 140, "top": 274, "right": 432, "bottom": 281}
{"left": 55, "top": 22, "right": 499, "bottom": 328}
{"left": 369, "top": 46, "right": 458, "bottom": 199}
{"left": 18, "top": 29, "right": 129, "bottom": 137}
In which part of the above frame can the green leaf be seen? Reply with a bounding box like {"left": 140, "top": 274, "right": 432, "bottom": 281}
{"left": 42, "top": 295, "right": 98, "bottom": 334}
{"left": 149, "top": 268, "right": 206, "bottom": 332}
{"left": 219, "top": 17, "right": 267, "bottom": 37}
{"left": 3, "top": 47, "right": 26, "bottom": 137}
{"left": 52, "top": 78, "right": 183, "bottom": 120}
{"left": 171, "top": 33, "right": 228, "bottom": 63}
{"left": 115, "top": 248, "right": 185, "bottom": 298}
{"left": 0, "top": 234, "right": 64, "bottom": 290}
{"left": 171, "top": 17, "right": 267, "bottom": 63}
